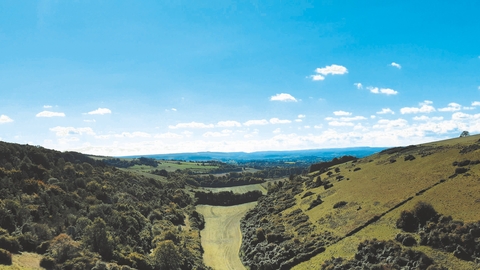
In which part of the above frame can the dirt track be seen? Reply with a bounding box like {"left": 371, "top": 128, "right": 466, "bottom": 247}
{"left": 197, "top": 202, "right": 257, "bottom": 270}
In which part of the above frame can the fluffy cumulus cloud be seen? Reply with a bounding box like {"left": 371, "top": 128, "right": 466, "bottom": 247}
{"left": 377, "top": 108, "right": 395, "bottom": 114}
{"left": 270, "top": 93, "right": 297, "bottom": 102}
{"left": 270, "top": 118, "right": 291, "bottom": 124}
{"left": 333, "top": 110, "right": 352, "bottom": 116}
{"left": 391, "top": 62, "right": 401, "bottom": 69}
{"left": 0, "top": 115, "right": 13, "bottom": 124}
{"left": 354, "top": 83, "right": 363, "bottom": 89}
{"left": 87, "top": 108, "right": 112, "bottom": 115}
{"left": 43, "top": 105, "right": 52, "bottom": 108}
{"left": 217, "top": 120, "right": 242, "bottom": 127}
{"left": 298, "top": 114, "right": 306, "bottom": 119}
{"left": 36, "top": 111, "right": 66, "bottom": 117}
{"left": 328, "top": 121, "right": 354, "bottom": 127}
{"left": 310, "top": 64, "right": 348, "bottom": 81}
{"left": 243, "top": 119, "right": 269, "bottom": 126}
{"left": 169, "top": 122, "right": 214, "bottom": 129}
{"left": 472, "top": 101, "right": 480, "bottom": 106}
{"left": 400, "top": 101, "right": 436, "bottom": 114}
{"left": 50, "top": 126, "right": 95, "bottom": 136}
{"left": 367, "top": 87, "right": 398, "bottom": 95}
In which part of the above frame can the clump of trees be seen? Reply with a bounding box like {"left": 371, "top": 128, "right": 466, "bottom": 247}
{"left": 194, "top": 190, "right": 263, "bottom": 206}
{"left": 397, "top": 202, "right": 480, "bottom": 261}
{"left": 309, "top": 156, "right": 357, "bottom": 173}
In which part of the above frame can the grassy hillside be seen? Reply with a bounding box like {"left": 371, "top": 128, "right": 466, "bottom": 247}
{"left": 240, "top": 134, "right": 480, "bottom": 269}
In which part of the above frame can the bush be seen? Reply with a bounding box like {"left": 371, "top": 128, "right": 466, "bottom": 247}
{"left": 0, "top": 248, "right": 12, "bottom": 265}
{"left": 413, "top": 202, "right": 438, "bottom": 226}
{"left": 40, "top": 256, "right": 56, "bottom": 269}
{"left": 333, "top": 201, "right": 347, "bottom": 209}
{"left": 397, "top": 210, "right": 418, "bottom": 232}
{"left": 0, "top": 236, "right": 20, "bottom": 253}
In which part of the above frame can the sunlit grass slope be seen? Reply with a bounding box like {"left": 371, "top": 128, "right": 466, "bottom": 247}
{"left": 289, "top": 134, "right": 480, "bottom": 269}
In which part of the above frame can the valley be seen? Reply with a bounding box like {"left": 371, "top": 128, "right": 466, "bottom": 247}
{"left": 0, "top": 135, "right": 479, "bottom": 269}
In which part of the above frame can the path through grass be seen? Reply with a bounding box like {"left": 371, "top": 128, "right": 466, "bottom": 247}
{"left": 196, "top": 202, "right": 257, "bottom": 270}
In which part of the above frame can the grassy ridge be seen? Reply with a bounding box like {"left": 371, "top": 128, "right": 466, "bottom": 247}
{"left": 239, "top": 134, "right": 480, "bottom": 269}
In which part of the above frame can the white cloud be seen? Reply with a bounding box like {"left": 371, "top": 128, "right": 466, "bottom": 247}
{"left": 0, "top": 115, "right": 13, "bottom": 124}
{"left": 273, "top": 128, "right": 281, "bottom": 134}
{"left": 270, "top": 118, "right": 291, "bottom": 124}
{"left": 298, "top": 114, "right": 306, "bottom": 118}
{"left": 373, "top": 119, "right": 408, "bottom": 129}
{"left": 478, "top": 86, "right": 480, "bottom": 90}
{"left": 270, "top": 93, "right": 297, "bottom": 102}
{"left": 243, "top": 119, "right": 269, "bottom": 126}
{"left": 452, "top": 112, "right": 480, "bottom": 120}
{"left": 333, "top": 110, "right": 352, "bottom": 116}
{"left": 310, "top": 74, "right": 325, "bottom": 81}
{"left": 315, "top": 64, "right": 348, "bottom": 75}
{"left": 154, "top": 132, "right": 183, "bottom": 139}
{"left": 43, "top": 105, "right": 52, "bottom": 109}
{"left": 169, "top": 122, "right": 214, "bottom": 129}
{"left": 367, "top": 87, "right": 398, "bottom": 95}
{"left": 472, "top": 101, "right": 480, "bottom": 106}
{"left": 171, "top": 108, "right": 177, "bottom": 111}
{"left": 84, "top": 119, "right": 96, "bottom": 123}
{"left": 413, "top": 116, "right": 444, "bottom": 121}
{"left": 115, "top": 132, "right": 151, "bottom": 138}
{"left": 400, "top": 101, "right": 436, "bottom": 114}
{"left": 377, "top": 108, "right": 395, "bottom": 114}
{"left": 203, "top": 130, "right": 233, "bottom": 138}
{"left": 217, "top": 120, "right": 242, "bottom": 127}
{"left": 87, "top": 108, "right": 111, "bottom": 115}
{"left": 354, "top": 83, "right": 363, "bottom": 89}
{"left": 326, "top": 116, "right": 366, "bottom": 122}
{"left": 438, "top": 103, "right": 462, "bottom": 112}
{"left": 36, "top": 111, "right": 66, "bottom": 117}
{"left": 328, "top": 121, "right": 354, "bottom": 127}
{"left": 310, "top": 64, "right": 347, "bottom": 81}
{"left": 50, "top": 126, "right": 95, "bottom": 136}
{"left": 391, "top": 62, "right": 401, "bottom": 69}
{"left": 295, "top": 119, "right": 302, "bottom": 122}
{"left": 313, "top": 125, "right": 322, "bottom": 129}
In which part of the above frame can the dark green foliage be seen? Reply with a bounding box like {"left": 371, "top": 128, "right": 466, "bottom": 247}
{"left": 194, "top": 190, "right": 263, "bottom": 206}
{"left": 321, "top": 240, "right": 434, "bottom": 269}
{"left": 0, "top": 248, "right": 12, "bottom": 265}
{"left": 309, "top": 156, "right": 357, "bottom": 173}
{"left": 333, "top": 201, "right": 347, "bottom": 209}
{"left": 0, "top": 141, "right": 208, "bottom": 269}
{"left": 413, "top": 201, "right": 438, "bottom": 226}
{"left": 397, "top": 202, "right": 438, "bottom": 232}
{"left": 404, "top": 154, "right": 416, "bottom": 161}
{"left": 0, "top": 236, "right": 20, "bottom": 253}
{"left": 308, "top": 195, "right": 323, "bottom": 210}
{"left": 397, "top": 210, "right": 419, "bottom": 232}
{"left": 40, "top": 256, "right": 56, "bottom": 269}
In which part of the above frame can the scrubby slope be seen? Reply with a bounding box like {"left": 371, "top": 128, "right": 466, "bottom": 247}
{"left": 0, "top": 141, "right": 209, "bottom": 269}
{"left": 240, "top": 135, "right": 480, "bottom": 269}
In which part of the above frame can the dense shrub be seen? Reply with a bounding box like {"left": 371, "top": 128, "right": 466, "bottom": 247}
{"left": 40, "top": 256, "right": 56, "bottom": 269}
{"left": 413, "top": 201, "right": 438, "bottom": 226}
{"left": 0, "top": 236, "right": 20, "bottom": 253}
{"left": 396, "top": 210, "right": 418, "bottom": 232}
{"left": 333, "top": 201, "right": 347, "bottom": 209}
{"left": 0, "top": 248, "right": 12, "bottom": 265}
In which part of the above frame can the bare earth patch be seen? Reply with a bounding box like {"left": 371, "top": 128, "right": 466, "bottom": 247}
{"left": 197, "top": 202, "right": 257, "bottom": 270}
{"left": 0, "top": 252, "right": 42, "bottom": 270}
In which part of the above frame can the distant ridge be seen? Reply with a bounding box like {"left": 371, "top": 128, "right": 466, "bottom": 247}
{"left": 120, "top": 147, "right": 387, "bottom": 162}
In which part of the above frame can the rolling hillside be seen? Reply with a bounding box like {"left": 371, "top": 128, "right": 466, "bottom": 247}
{"left": 240, "top": 134, "right": 480, "bottom": 269}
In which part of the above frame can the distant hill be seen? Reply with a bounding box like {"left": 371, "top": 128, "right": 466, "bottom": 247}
{"left": 122, "top": 147, "right": 386, "bottom": 162}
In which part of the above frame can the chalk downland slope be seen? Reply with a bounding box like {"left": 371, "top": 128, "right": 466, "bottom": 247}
{"left": 240, "top": 134, "right": 480, "bottom": 269}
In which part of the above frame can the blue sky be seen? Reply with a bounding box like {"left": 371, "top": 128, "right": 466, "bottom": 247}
{"left": 1, "top": 1, "right": 479, "bottom": 156}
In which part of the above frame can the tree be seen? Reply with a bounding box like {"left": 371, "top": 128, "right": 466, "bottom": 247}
{"left": 49, "top": 233, "right": 80, "bottom": 263}
{"left": 460, "top": 131, "right": 470, "bottom": 137}
{"left": 151, "top": 240, "right": 182, "bottom": 270}
{"left": 83, "top": 218, "right": 114, "bottom": 260}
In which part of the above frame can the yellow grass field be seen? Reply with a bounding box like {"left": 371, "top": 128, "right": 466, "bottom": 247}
{"left": 0, "top": 252, "right": 42, "bottom": 270}
{"left": 196, "top": 202, "right": 257, "bottom": 270}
